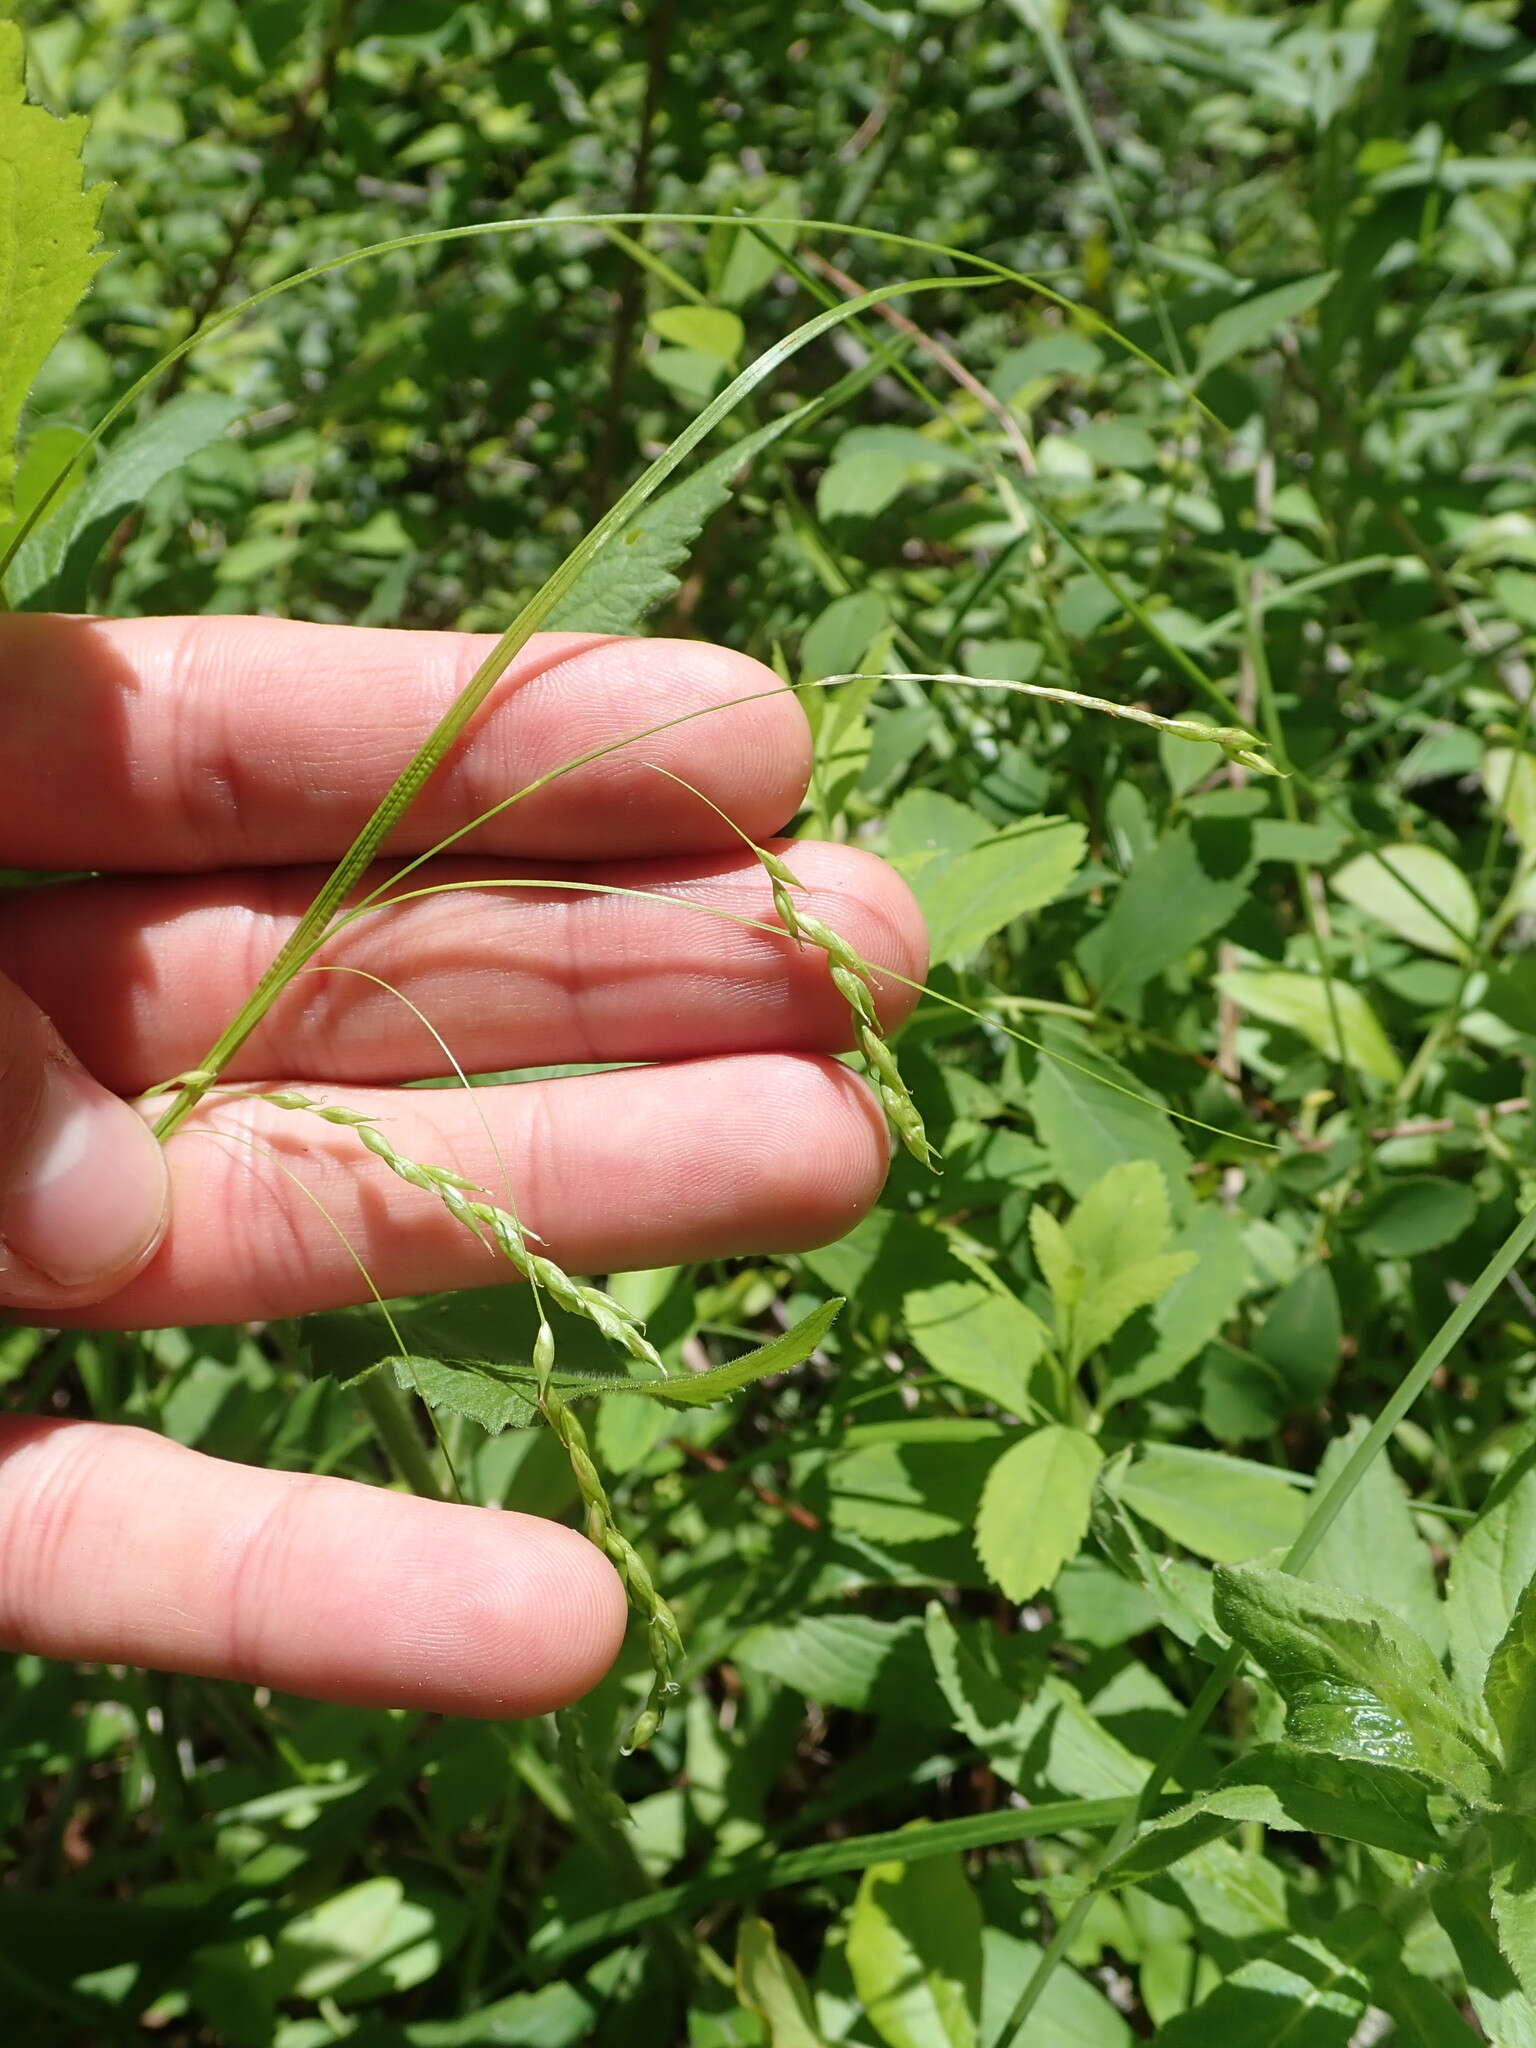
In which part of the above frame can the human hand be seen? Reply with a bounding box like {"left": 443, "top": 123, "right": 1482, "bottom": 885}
{"left": 0, "top": 615, "right": 925, "bottom": 1718}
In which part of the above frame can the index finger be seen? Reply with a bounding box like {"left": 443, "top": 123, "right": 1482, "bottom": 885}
{"left": 0, "top": 615, "right": 812, "bottom": 871}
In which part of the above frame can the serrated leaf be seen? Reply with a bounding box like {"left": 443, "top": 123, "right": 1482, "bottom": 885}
{"left": 847, "top": 1846, "right": 982, "bottom": 2048}
{"left": 0, "top": 22, "right": 108, "bottom": 519}
{"left": 1029, "top": 1204, "right": 1084, "bottom": 1316}
{"left": 388, "top": 1355, "right": 537, "bottom": 1435}
{"left": 601, "top": 1297, "right": 842, "bottom": 1406}
{"left": 1214, "top": 1564, "right": 1494, "bottom": 1801}
{"left": 1217, "top": 968, "right": 1403, "bottom": 1084}
{"left": 1301, "top": 1418, "right": 1445, "bottom": 1657}
{"left": 1448, "top": 1450, "right": 1536, "bottom": 1711}
{"left": 735, "top": 1613, "right": 945, "bottom": 1719}
{"left": 903, "top": 1272, "right": 1047, "bottom": 1414}
{"left": 1072, "top": 1251, "right": 1196, "bottom": 1368}
{"left": 545, "top": 407, "right": 798, "bottom": 634}
{"left": 1487, "top": 1573, "right": 1536, "bottom": 1808}
{"left": 1103, "top": 1204, "right": 1249, "bottom": 1403}
{"left": 1434, "top": 1884, "right": 1536, "bottom": 2048}
{"left": 1331, "top": 845, "right": 1478, "bottom": 961}
{"left": 16, "top": 391, "right": 241, "bottom": 609}
{"left": 974, "top": 1427, "right": 1102, "bottom": 1601}
{"left": 1493, "top": 1815, "right": 1536, "bottom": 2009}
{"left": 1195, "top": 271, "right": 1339, "bottom": 380}
{"left": 1064, "top": 1159, "right": 1169, "bottom": 1269}
{"left": 884, "top": 789, "right": 1085, "bottom": 961}
{"left": 1077, "top": 819, "right": 1256, "bottom": 1012}
{"left": 1111, "top": 1742, "right": 1446, "bottom": 1879}
{"left": 1152, "top": 1932, "right": 1368, "bottom": 2048}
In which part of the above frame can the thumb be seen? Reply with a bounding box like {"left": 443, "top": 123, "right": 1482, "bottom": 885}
{"left": 0, "top": 972, "right": 169, "bottom": 1309}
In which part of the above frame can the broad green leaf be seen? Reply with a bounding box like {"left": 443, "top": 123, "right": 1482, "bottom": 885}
{"left": 1214, "top": 1564, "right": 1495, "bottom": 1801}
{"left": 904, "top": 1272, "right": 1047, "bottom": 1414}
{"left": 1029, "top": 1204, "right": 1083, "bottom": 1314}
{"left": 649, "top": 303, "right": 744, "bottom": 363}
{"left": 609, "top": 1297, "right": 843, "bottom": 1405}
{"left": 803, "top": 589, "right": 889, "bottom": 676}
{"left": 978, "top": 1927, "right": 1132, "bottom": 2048}
{"left": 271, "top": 1877, "right": 463, "bottom": 2004}
{"left": 389, "top": 1355, "right": 536, "bottom": 1435}
{"left": 1034, "top": 1165, "right": 1201, "bottom": 1371}
{"left": 736, "top": 1918, "right": 831, "bottom": 2048}
{"left": 1112, "top": 1742, "right": 1445, "bottom": 1878}
{"left": 924, "top": 1602, "right": 1038, "bottom": 1788}
{"left": 735, "top": 1614, "right": 949, "bottom": 1722}
{"left": 1195, "top": 271, "right": 1339, "bottom": 380}
{"left": 1103, "top": 1205, "right": 1249, "bottom": 1403}
{"left": 1152, "top": 1932, "right": 1367, "bottom": 2048}
{"left": 1331, "top": 845, "right": 1478, "bottom": 960}
{"left": 331, "top": 1300, "right": 840, "bottom": 1429}
{"left": 1301, "top": 1419, "right": 1445, "bottom": 1657}
{"left": 1117, "top": 1446, "right": 1307, "bottom": 1563}
{"left": 885, "top": 789, "right": 1085, "bottom": 961}
{"left": 1493, "top": 1816, "right": 1536, "bottom": 2010}
{"left": 546, "top": 406, "right": 801, "bottom": 634}
{"left": 1217, "top": 969, "right": 1403, "bottom": 1084}
{"left": 847, "top": 1847, "right": 983, "bottom": 2048}
{"left": 827, "top": 1419, "right": 1004, "bottom": 1551}
{"left": 1253, "top": 1263, "right": 1342, "bottom": 1405}
{"left": 1488, "top": 1574, "right": 1536, "bottom": 1809}
{"left": 1373, "top": 1970, "right": 1486, "bottom": 2048}
{"left": 515, "top": 1299, "right": 843, "bottom": 1410}
{"left": 1077, "top": 820, "right": 1256, "bottom": 1012}
{"left": 1352, "top": 1176, "right": 1478, "bottom": 1259}
{"left": 1435, "top": 1883, "right": 1536, "bottom": 2048}
{"left": 1028, "top": 1021, "right": 1192, "bottom": 1205}
{"left": 18, "top": 390, "right": 242, "bottom": 610}
{"left": 1072, "top": 1251, "right": 1194, "bottom": 1369}
{"left": 1448, "top": 1450, "right": 1536, "bottom": 1710}
{"left": 817, "top": 422, "right": 971, "bottom": 521}
{"left": 817, "top": 448, "right": 910, "bottom": 520}
{"left": 0, "top": 421, "right": 88, "bottom": 595}
{"left": 705, "top": 180, "right": 800, "bottom": 305}
{"left": 973, "top": 1426, "right": 1102, "bottom": 1601}
{"left": 1062, "top": 1157, "right": 1172, "bottom": 1272}
{"left": 0, "top": 21, "right": 108, "bottom": 519}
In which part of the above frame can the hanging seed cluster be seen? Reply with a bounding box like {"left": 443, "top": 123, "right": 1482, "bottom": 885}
{"left": 256, "top": 1088, "right": 681, "bottom": 1747}
{"left": 756, "top": 847, "right": 937, "bottom": 1169}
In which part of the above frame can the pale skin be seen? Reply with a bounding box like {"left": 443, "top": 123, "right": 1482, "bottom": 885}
{"left": 0, "top": 615, "right": 927, "bottom": 1720}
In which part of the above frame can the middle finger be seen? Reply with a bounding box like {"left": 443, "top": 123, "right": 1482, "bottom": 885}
{"left": 0, "top": 844, "right": 926, "bottom": 1093}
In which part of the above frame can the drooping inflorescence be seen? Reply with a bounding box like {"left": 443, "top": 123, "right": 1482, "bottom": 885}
{"left": 252, "top": 1087, "right": 682, "bottom": 1747}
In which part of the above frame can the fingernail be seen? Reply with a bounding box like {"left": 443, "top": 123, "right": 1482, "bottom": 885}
{"left": 1, "top": 1061, "right": 169, "bottom": 1292}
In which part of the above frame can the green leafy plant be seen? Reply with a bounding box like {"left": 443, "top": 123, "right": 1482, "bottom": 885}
{"left": 6, "top": 4, "right": 1536, "bottom": 2042}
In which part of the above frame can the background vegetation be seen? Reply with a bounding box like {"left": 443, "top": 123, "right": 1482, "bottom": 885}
{"left": 5, "top": 0, "right": 1536, "bottom": 2041}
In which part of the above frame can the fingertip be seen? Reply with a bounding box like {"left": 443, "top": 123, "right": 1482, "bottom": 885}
{"left": 641, "top": 639, "right": 813, "bottom": 841}
{"left": 492, "top": 1515, "right": 630, "bottom": 1715}
{"left": 751, "top": 1053, "right": 896, "bottom": 1250}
